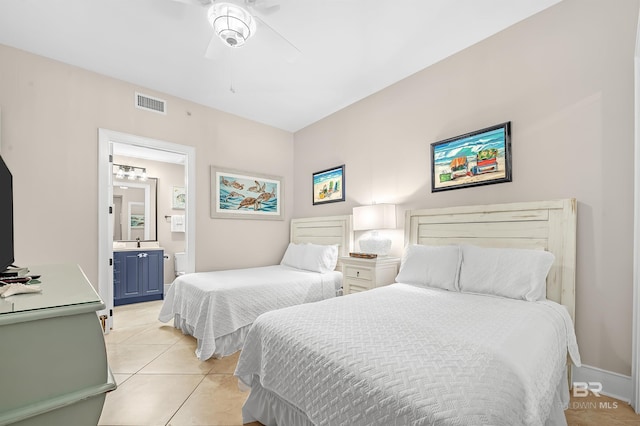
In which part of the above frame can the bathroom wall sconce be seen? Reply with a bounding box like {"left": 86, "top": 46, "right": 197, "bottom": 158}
{"left": 113, "top": 164, "right": 147, "bottom": 181}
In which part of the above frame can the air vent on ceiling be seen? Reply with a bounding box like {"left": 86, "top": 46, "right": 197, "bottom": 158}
{"left": 135, "top": 92, "right": 166, "bottom": 115}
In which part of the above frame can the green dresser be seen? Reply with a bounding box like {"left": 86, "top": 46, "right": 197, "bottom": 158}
{"left": 0, "top": 264, "right": 116, "bottom": 425}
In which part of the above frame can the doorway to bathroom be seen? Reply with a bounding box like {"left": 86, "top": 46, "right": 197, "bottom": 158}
{"left": 98, "top": 129, "right": 196, "bottom": 333}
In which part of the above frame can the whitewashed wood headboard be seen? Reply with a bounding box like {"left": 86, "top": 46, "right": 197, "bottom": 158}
{"left": 405, "top": 199, "right": 577, "bottom": 321}
{"left": 290, "top": 215, "right": 353, "bottom": 259}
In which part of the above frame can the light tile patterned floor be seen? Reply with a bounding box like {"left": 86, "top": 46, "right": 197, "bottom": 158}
{"left": 99, "top": 300, "right": 258, "bottom": 426}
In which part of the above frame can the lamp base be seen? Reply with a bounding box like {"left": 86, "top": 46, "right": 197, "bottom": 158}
{"left": 359, "top": 234, "right": 392, "bottom": 256}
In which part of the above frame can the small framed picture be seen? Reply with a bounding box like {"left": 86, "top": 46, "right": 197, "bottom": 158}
{"left": 172, "top": 186, "right": 186, "bottom": 209}
{"left": 130, "top": 214, "right": 145, "bottom": 229}
{"left": 313, "top": 164, "right": 345, "bottom": 205}
{"left": 430, "top": 122, "right": 512, "bottom": 192}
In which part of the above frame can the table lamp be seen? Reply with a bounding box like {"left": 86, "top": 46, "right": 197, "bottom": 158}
{"left": 352, "top": 204, "right": 396, "bottom": 256}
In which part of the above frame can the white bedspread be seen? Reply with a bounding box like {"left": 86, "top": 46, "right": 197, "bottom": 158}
{"left": 236, "top": 283, "right": 580, "bottom": 426}
{"left": 158, "top": 265, "right": 342, "bottom": 361}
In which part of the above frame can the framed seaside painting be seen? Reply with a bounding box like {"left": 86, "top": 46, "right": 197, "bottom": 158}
{"left": 313, "top": 164, "right": 345, "bottom": 205}
{"left": 210, "top": 166, "right": 283, "bottom": 220}
{"left": 430, "top": 122, "right": 512, "bottom": 193}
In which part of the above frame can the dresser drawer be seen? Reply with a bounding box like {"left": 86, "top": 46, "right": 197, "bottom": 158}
{"left": 344, "top": 279, "right": 371, "bottom": 294}
{"left": 344, "top": 266, "right": 372, "bottom": 280}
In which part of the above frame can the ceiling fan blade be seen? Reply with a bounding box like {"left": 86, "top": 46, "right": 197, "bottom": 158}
{"left": 204, "top": 34, "right": 227, "bottom": 59}
{"left": 258, "top": 4, "right": 281, "bottom": 14}
{"left": 171, "top": 0, "right": 213, "bottom": 6}
{"left": 253, "top": 15, "right": 301, "bottom": 63}
{"left": 245, "top": 0, "right": 280, "bottom": 15}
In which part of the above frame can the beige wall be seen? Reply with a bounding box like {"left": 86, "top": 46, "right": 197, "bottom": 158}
{"left": 0, "top": 44, "right": 294, "bottom": 292}
{"left": 293, "top": 0, "right": 640, "bottom": 376}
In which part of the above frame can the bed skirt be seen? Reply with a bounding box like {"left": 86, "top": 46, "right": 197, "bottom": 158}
{"left": 241, "top": 367, "right": 571, "bottom": 426}
{"left": 173, "top": 314, "right": 251, "bottom": 360}
{"left": 242, "top": 377, "right": 314, "bottom": 426}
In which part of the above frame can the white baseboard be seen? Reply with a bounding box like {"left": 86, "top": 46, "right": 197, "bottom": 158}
{"left": 572, "top": 364, "right": 632, "bottom": 403}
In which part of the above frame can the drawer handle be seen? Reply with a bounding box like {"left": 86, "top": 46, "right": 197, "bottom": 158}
{"left": 137, "top": 253, "right": 148, "bottom": 258}
{"left": 356, "top": 271, "right": 359, "bottom": 277}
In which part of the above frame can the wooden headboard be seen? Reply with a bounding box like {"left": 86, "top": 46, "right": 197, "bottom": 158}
{"left": 290, "top": 215, "right": 353, "bottom": 259}
{"left": 405, "top": 199, "right": 577, "bottom": 321}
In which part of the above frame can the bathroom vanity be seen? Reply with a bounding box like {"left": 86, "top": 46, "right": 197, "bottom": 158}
{"left": 113, "top": 246, "right": 164, "bottom": 306}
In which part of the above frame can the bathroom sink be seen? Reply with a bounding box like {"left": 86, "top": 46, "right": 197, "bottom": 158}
{"left": 113, "top": 241, "right": 162, "bottom": 251}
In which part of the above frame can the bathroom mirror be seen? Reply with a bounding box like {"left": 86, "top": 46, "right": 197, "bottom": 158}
{"left": 113, "top": 177, "right": 157, "bottom": 241}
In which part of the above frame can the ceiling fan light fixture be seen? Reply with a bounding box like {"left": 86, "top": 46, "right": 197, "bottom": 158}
{"left": 208, "top": 2, "right": 256, "bottom": 48}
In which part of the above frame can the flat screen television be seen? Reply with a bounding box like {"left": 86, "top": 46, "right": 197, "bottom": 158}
{"left": 0, "top": 155, "right": 14, "bottom": 272}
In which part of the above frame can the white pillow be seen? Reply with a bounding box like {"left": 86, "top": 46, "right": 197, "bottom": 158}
{"left": 395, "top": 244, "right": 461, "bottom": 291}
{"left": 458, "top": 244, "right": 555, "bottom": 301}
{"left": 280, "top": 243, "right": 339, "bottom": 273}
{"left": 302, "top": 243, "right": 339, "bottom": 273}
{"left": 280, "top": 242, "right": 306, "bottom": 269}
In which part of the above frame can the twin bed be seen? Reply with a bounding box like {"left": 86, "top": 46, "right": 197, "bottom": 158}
{"left": 158, "top": 215, "right": 352, "bottom": 361}
{"left": 234, "top": 199, "right": 580, "bottom": 426}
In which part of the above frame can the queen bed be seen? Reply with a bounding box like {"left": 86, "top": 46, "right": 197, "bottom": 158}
{"left": 234, "top": 199, "right": 580, "bottom": 426}
{"left": 158, "top": 215, "right": 352, "bottom": 361}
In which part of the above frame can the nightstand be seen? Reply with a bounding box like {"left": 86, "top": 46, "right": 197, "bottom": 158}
{"left": 340, "top": 256, "right": 401, "bottom": 295}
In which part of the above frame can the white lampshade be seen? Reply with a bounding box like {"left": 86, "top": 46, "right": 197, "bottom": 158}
{"left": 353, "top": 204, "right": 396, "bottom": 256}
{"left": 352, "top": 204, "right": 396, "bottom": 231}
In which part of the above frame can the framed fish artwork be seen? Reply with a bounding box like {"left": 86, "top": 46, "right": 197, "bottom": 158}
{"left": 210, "top": 166, "right": 284, "bottom": 220}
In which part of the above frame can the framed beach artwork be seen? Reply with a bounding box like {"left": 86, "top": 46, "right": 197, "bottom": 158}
{"left": 313, "top": 164, "right": 345, "bottom": 205}
{"left": 172, "top": 186, "right": 186, "bottom": 210}
{"left": 210, "top": 166, "right": 284, "bottom": 220}
{"left": 430, "top": 122, "right": 512, "bottom": 193}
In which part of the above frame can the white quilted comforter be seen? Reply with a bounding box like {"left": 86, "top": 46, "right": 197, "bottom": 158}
{"left": 158, "top": 265, "right": 342, "bottom": 360}
{"left": 235, "top": 283, "right": 580, "bottom": 426}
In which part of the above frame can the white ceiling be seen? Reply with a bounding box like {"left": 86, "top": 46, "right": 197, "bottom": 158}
{"left": 0, "top": 0, "right": 561, "bottom": 132}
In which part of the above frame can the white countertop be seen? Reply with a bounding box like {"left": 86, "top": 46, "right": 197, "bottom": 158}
{"left": 113, "top": 247, "right": 164, "bottom": 252}
{"left": 113, "top": 241, "right": 163, "bottom": 251}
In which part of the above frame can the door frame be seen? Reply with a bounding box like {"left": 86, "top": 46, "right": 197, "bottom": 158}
{"left": 632, "top": 7, "right": 640, "bottom": 412}
{"left": 98, "top": 128, "right": 196, "bottom": 332}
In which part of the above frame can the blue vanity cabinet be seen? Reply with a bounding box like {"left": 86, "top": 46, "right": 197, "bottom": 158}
{"left": 113, "top": 249, "right": 164, "bottom": 306}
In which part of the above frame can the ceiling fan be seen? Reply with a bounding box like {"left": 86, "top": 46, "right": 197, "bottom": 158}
{"left": 172, "top": 0, "right": 300, "bottom": 61}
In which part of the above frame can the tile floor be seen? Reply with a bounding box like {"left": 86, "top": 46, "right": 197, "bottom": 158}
{"left": 99, "top": 300, "right": 258, "bottom": 426}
